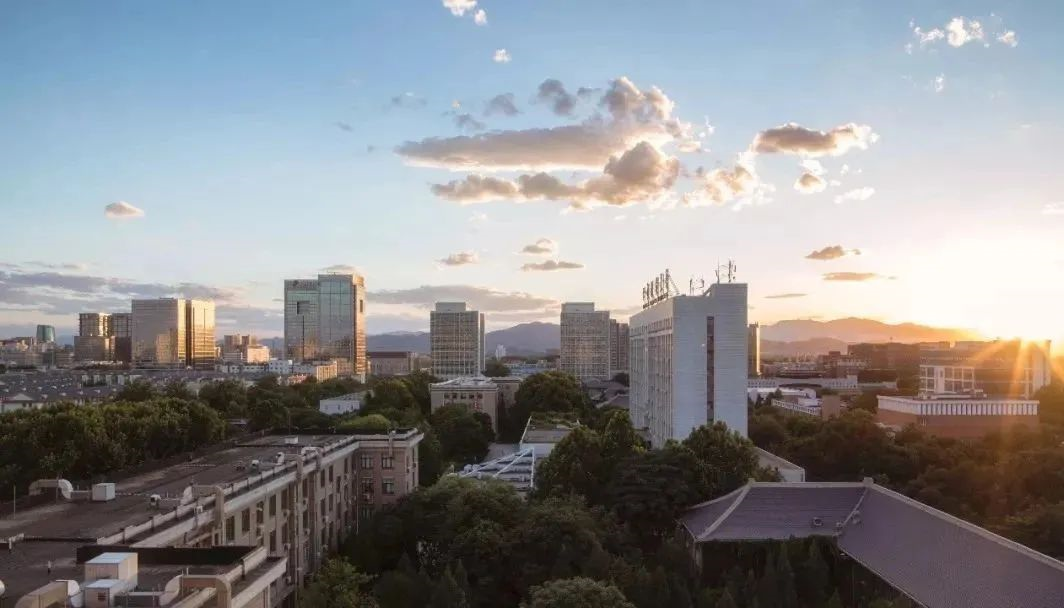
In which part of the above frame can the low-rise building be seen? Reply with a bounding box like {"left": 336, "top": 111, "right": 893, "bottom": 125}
{"left": 320, "top": 391, "right": 367, "bottom": 415}
{"left": 876, "top": 394, "right": 1039, "bottom": 439}
{"left": 293, "top": 361, "right": 338, "bottom": 382}
{"left": 368, "top": 351, "right": 417, "bottom": 377}
{"left": 430, "top": 376, "right": 499, "bottom": 432}
{"left": 0, "top": 431, "right": 423, "bottom": 605}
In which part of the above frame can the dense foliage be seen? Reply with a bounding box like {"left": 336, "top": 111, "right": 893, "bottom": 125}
{"left": 749, "top": 400, "right": 1064, "bottom": 558}
{"left": 500, "top": 371, "right": 591, "bottom": 441}
{"left": 0, "top": 398, "right": 226, "bottom": 490}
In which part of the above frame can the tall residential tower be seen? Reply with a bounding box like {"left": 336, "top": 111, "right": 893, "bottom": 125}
{"left": 559, "top": 302, "right": 611, "bottom": 383}
{"left": 430, "top": 302, "right": 485, "bottom": 379}
{"left": 629, "top": 282, "right": 748, "bottom": 446}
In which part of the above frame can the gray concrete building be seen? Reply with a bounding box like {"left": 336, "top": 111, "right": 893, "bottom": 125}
{"left": 430, "top": 302, "right": 485, "bottom": 379}
{"left": 559, "top": 302, "right": 611, "bottom": 383}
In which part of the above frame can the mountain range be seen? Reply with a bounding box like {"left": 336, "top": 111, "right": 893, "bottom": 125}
{"left": 363, "top": 317, "right": 984, "bottom": 357}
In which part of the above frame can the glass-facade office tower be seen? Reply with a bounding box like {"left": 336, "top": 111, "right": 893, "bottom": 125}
{"left": 131, "top": 299, "right": 215, "bottom": 369}
{"left": 284, "top": 274, "right": 367, "bottom": 376}
{"left": 75, "top": 312, "right": 114, "bottom": 362}
{"left": 35, "top": 324, "right": 56, "bottom": 344}
{"left": 560, "top": 303, "right": 611, "bottom": 383}
{"left": 111, "top": 312, "right": 132, "bottom": 363}
{"left": 430, "top": 302, "right": 485, "bottom": 379}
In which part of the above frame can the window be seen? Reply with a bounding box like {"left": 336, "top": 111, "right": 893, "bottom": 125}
{"left": 226, "top": 516, "right": 235, "bottom": 539}
{"left": 361, "top": 454, "right": 374, "bottom": 469}
{"left": 320, "top": 471, "right": 326, "bottom": 487}
{"left": 361, "top": 479, "right": 374, "bottom": 494}
{"left": 383, "top": 478, "right": 395, "bottom": 495}
{"left": 360, "top": 504, "right": 374, "bottom": 519}
{"left": 329, "top": 465, "right": 334, "bottom": 482}
{"left": 269, "top": 530, "right": 277, "bottom": 553}
{"left": 242, "top": 509, "right": 251, "bottom": 533}
{"left": 269, "top": 495, "right": 277, "bottom": 516}
{"left": 381, "top": 455, "right": 394, "bottom": 469}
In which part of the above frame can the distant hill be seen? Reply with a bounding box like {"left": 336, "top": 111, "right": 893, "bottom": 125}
{"left": 367, "top": 322, "right": 562, "bottom": 357}
{"left": 761, "top": 318, "right": 982, "bottom": 345}
{"left": 761, "top": 338, "right": 849, "bottom": 357}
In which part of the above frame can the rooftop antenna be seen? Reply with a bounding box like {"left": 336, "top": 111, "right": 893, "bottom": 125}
{"left": 715, "top": 260, "right": 737, "bottom": 284}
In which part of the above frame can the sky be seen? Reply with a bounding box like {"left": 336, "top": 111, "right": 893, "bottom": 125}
{"left": 1, "top": 0, "right": 1062, "bottom": 347}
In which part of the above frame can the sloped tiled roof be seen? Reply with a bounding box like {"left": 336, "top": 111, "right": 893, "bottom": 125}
{"left": 681, "top": 481, "right": 1064, "bottom": 608}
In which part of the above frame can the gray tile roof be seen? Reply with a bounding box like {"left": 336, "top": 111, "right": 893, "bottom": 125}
{"left": 681, "top": 482, "right": 1064, "bottom": 608}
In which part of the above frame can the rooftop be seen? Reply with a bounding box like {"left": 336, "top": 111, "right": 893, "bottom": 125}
{"left": 0, "top": 434, "right": 349, "bottom": 543}
{"left": 321, "top": 391, "right": 368, "bottom": 401}
{"left": 521, "top": 413, "right": 579, "bottom": 444}
{"left": 431, "top": 376, "right": 499, "bottom": 389}
{"left": 681, "top": 481, "right": 1064, "bottom": 608}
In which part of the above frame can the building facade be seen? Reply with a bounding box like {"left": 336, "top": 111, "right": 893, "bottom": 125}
{"left": 747, "top": 322, "right": 761, "bottom": 377}
{"left": 877, "top": 395, "right": 1039, "bottom": 439}
{"left": 629, "top": 282, "right": 748, "bottom": 446}
{"left": 918, "top": 340, "right": 1052, "bottom": 398}
{"left": 368, "top": 351, "right": 417, "bottom": 376}
{"left": 111, "top": 312, "right": 132, "bottom": 363}
{"left": 609, "top": 319, "right": 629, "bottom": 376}
{"left": 35, "top": 324, "right": 56, "bottom": 344}
{"left": 131, "top": 299, "right": 215, "bottom": 369}
{"left": 430, "top": 376, "right": 500, "bottom": 432}
{"left": 284, "top": 273, "right": 367, "bottom": 377}
{"left": 430, "top": 302, "right": 485, "bottom": 379}
{"left": 559, "top": 302, "right": 611, "bottom": 383}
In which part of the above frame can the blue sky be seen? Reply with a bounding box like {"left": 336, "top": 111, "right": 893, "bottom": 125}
{"left": 1, "top": 0, "right": 1062, "bottom": 345}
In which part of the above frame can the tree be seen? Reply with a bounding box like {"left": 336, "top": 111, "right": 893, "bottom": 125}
{"left": 775, "top": 544, "right": 798, "bottom": 608}
{"left": 162, "top": 379, "right": 195, "bottom": 401}
{"left": 826, "top": 590, "right": 843, "bottom": 608}
{"left": 368, "top": 379, "right": 419, "bottom": 413}
{"left": 1035, "top": 383, "right": 1064, "bottom": 428}
{"left": 114, "top": 379, "right": 157, "bottom": 402}
{"left": 429, "top": 565, "right": 468, "bottom": 608}
{"left": 401, "top": 370, "right": 438, "bottom": 417}
{"left": 714, "top": 590, "right": 738, "bottom": 608}
{"left": 520, "top": 577, "right": 636, "bottom": 608}
{"left": 503, "top": 371, "right": 589, "bottom": 440}
{"left": 339, "top": 414, "right": 395, "bottom": 434}
{"left": 430, "top": 405, "right": 493, "bottom": 465}
{"left": 302, "top": 559, "right": 378, "bottom": 607}
{"left": 484, "top": 359, "right": 511, "bottom": 377}
{"left": 248, "top": 398, "right": 289, "bottom": 431}
{"left": 534, "top": 426, "right": 606, "bottom": 501}
{"left": 799, "top": 540, "right": 830, "bottom": 606}
{"left": 198, "top": 378, "right": 249, "bottom": 417}
{"left": 682, "top": 422, "right": 761, "bottom": 497}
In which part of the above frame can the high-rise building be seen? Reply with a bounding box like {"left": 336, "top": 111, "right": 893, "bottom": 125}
{"left": 918, "top": 339, "right": 1052, "bottom": 398}
{"left": 560, "top": 302, "right": 611, "bottom": 383}
{"left": 430, "top": 302, "right": 485, "bottom": 379}
{"left": 35, "top": 324, "right": 56, "bottom": 344}
{"left": 629, "top": 282, "right": 748, "bottom": 446}
{"left": 221, "top": 334, "right": 269, "bottom": 364}
{"left": 75, "top": 313, "right": 114, "bottom": 362}
{"left": 747, "top": 322, "right": 761, "bottom": 377}
{"left": 609, "top": 319, "right": 629, "bottom": 376}
{"left": 284, "top": 273, "right": 367, "bottom": 377}
{"left": 111, "top": 312, "right": 132, "bottom": 363}
{"left": 131, "top": 299, "right": 215, "bottom": 369}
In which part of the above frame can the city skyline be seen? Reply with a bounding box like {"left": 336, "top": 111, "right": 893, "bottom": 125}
{"left": 2, "top": 1, "right": 1063, "bottom": 349}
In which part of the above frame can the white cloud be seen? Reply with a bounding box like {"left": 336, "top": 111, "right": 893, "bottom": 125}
{"left": 752, "top": 123, "right": 878, "bottom": 157}
{"left": 945, "top": 17, "right": 984, "bottom": 47}
{"left": 521, "top": 259, "right": 584, "bottom": 271}
{"left": 997, "top": 31, "right": 1018, "bottom": 47}
{"left": 910, "top": 17, "right": 1017, "bottom": 50}
{"left": 536, "top": 79, "right": 579, "bottom": 116}
{"left": 520, "top": 238, "right": 557, "bottom": 255}
{"left": 437, "top": 251, "right": 479, "bottom": 266}
{"left": 473, "top": 9, "right": 487, "bottom": 25}
{"left": 1043, "top": 202, "right": 1064, "bottom": 216}
{"left": 493, "top": 49, "right": 511, "bottom": 63}
{"left": 484, "top": 93, "right": 520, "bottom": 117}
{"left": 933, "top": 74, "right": 946, "bottom": 93}
{"left": 104, "top": 201, "right": 145, "bottom": 219}
{"left": 834, "top": 187, "right": 876, "bottom": 204}
{"left": 442, "top": 0, "right": 477, "bottom": 17}
{"left": 806, "top": 245, "right": 862, "bottom": 261}
{"left": 794, "top": 172, "right": 826, "bottom": 194}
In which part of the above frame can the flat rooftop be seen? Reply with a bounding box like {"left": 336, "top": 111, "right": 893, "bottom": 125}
{"left": 431, "top": 376, "right": 498, "bottom": 388}
{"left": 0, "top": 434, "right": 348, "bottom": 542}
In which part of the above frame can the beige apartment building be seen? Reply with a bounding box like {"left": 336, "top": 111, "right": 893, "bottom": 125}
{"left": 430, "top": 376, "right": 500, "bottom": 432}
{"left": 0, "top": 429, "right": 423, "bottom": 606}
{"left": 368, "top": 350, "right": 417, "bottom": 376}
{"left": 430, "top": 302, "right": 485, "bottom": 379}
{"left": 560, "top": 302, "right": 611, "bottom": 383}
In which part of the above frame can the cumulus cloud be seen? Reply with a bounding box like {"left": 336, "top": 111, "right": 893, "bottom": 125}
{"left": 933, "top": 74, "right": 946, "bottom": 93}
{"left": 521, "top": 260, "right": 584, "bottom": 271}
{"left": 430, "top": 141, "right": 679, "bottom": 208}
{"left": 822, "top": 272, "right": 887, "bottom": 282}
{"left": 752, "top": 123, "right": 878, "bottom": 157}
{"left": 397, "top": 76, "right": 688, "bottom": 173}
{"left": 765, "top": 293, "right": 808, "bottom": 299}
{"left": 370, "top": 285, "right": 558, "bottom": 311}
{"left": 909, "top": 17, "right": 1016, "bottom": 50}
{"left": 805, "top": 245, "right": 861, "bottom": 261}
{"left": 1043, "top": 202, "right": 1064, "bottom": 215}
{"left": 520, "top": 238, "right": 557, "bottom": 255}
{"left": 438, "top": 251, "right": 479, "bottom": 266}
{"left": 794, "top": 160, "right": 828, "bottom": 193}
{"left": 536, "top": 79, "right": 579, "bottom": 116}
{"left": 493, "top": 49, "right": 511, "bottom": 63}
{"left": 104, "top": 201, "right": 145, "bottom": 219}
{"left": 442, "top": 0, "right": 477, "bottom": 17}
{"left": 473, "top": 9, "right": 487, "bottom": 25}
{"left": 453, "top": 113, "right": 486, "bottom": 132}
{"left": 834, "top": 187, "right": 876, "bottom": 204}
{"left": 484, "top": 93, "right": 520, "bottom": 117}
{"left": 684, "top": 157, "right": 768, "bottom": 207}
{"left": 389, "top": 92, "right": 427, "bottom": 109}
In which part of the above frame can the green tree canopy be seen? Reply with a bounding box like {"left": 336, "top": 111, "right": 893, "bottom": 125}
{"left": 484, "top": 359, "right": 511, "bottom": 377}
{"left": 301, "top": 558, "right": 378, "bottom": 608}
{"left": 429, "top": 404, "right": 494, "bottom": 465}
{"left": 520, "top": 577, "right": 635, "bottom": 608}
